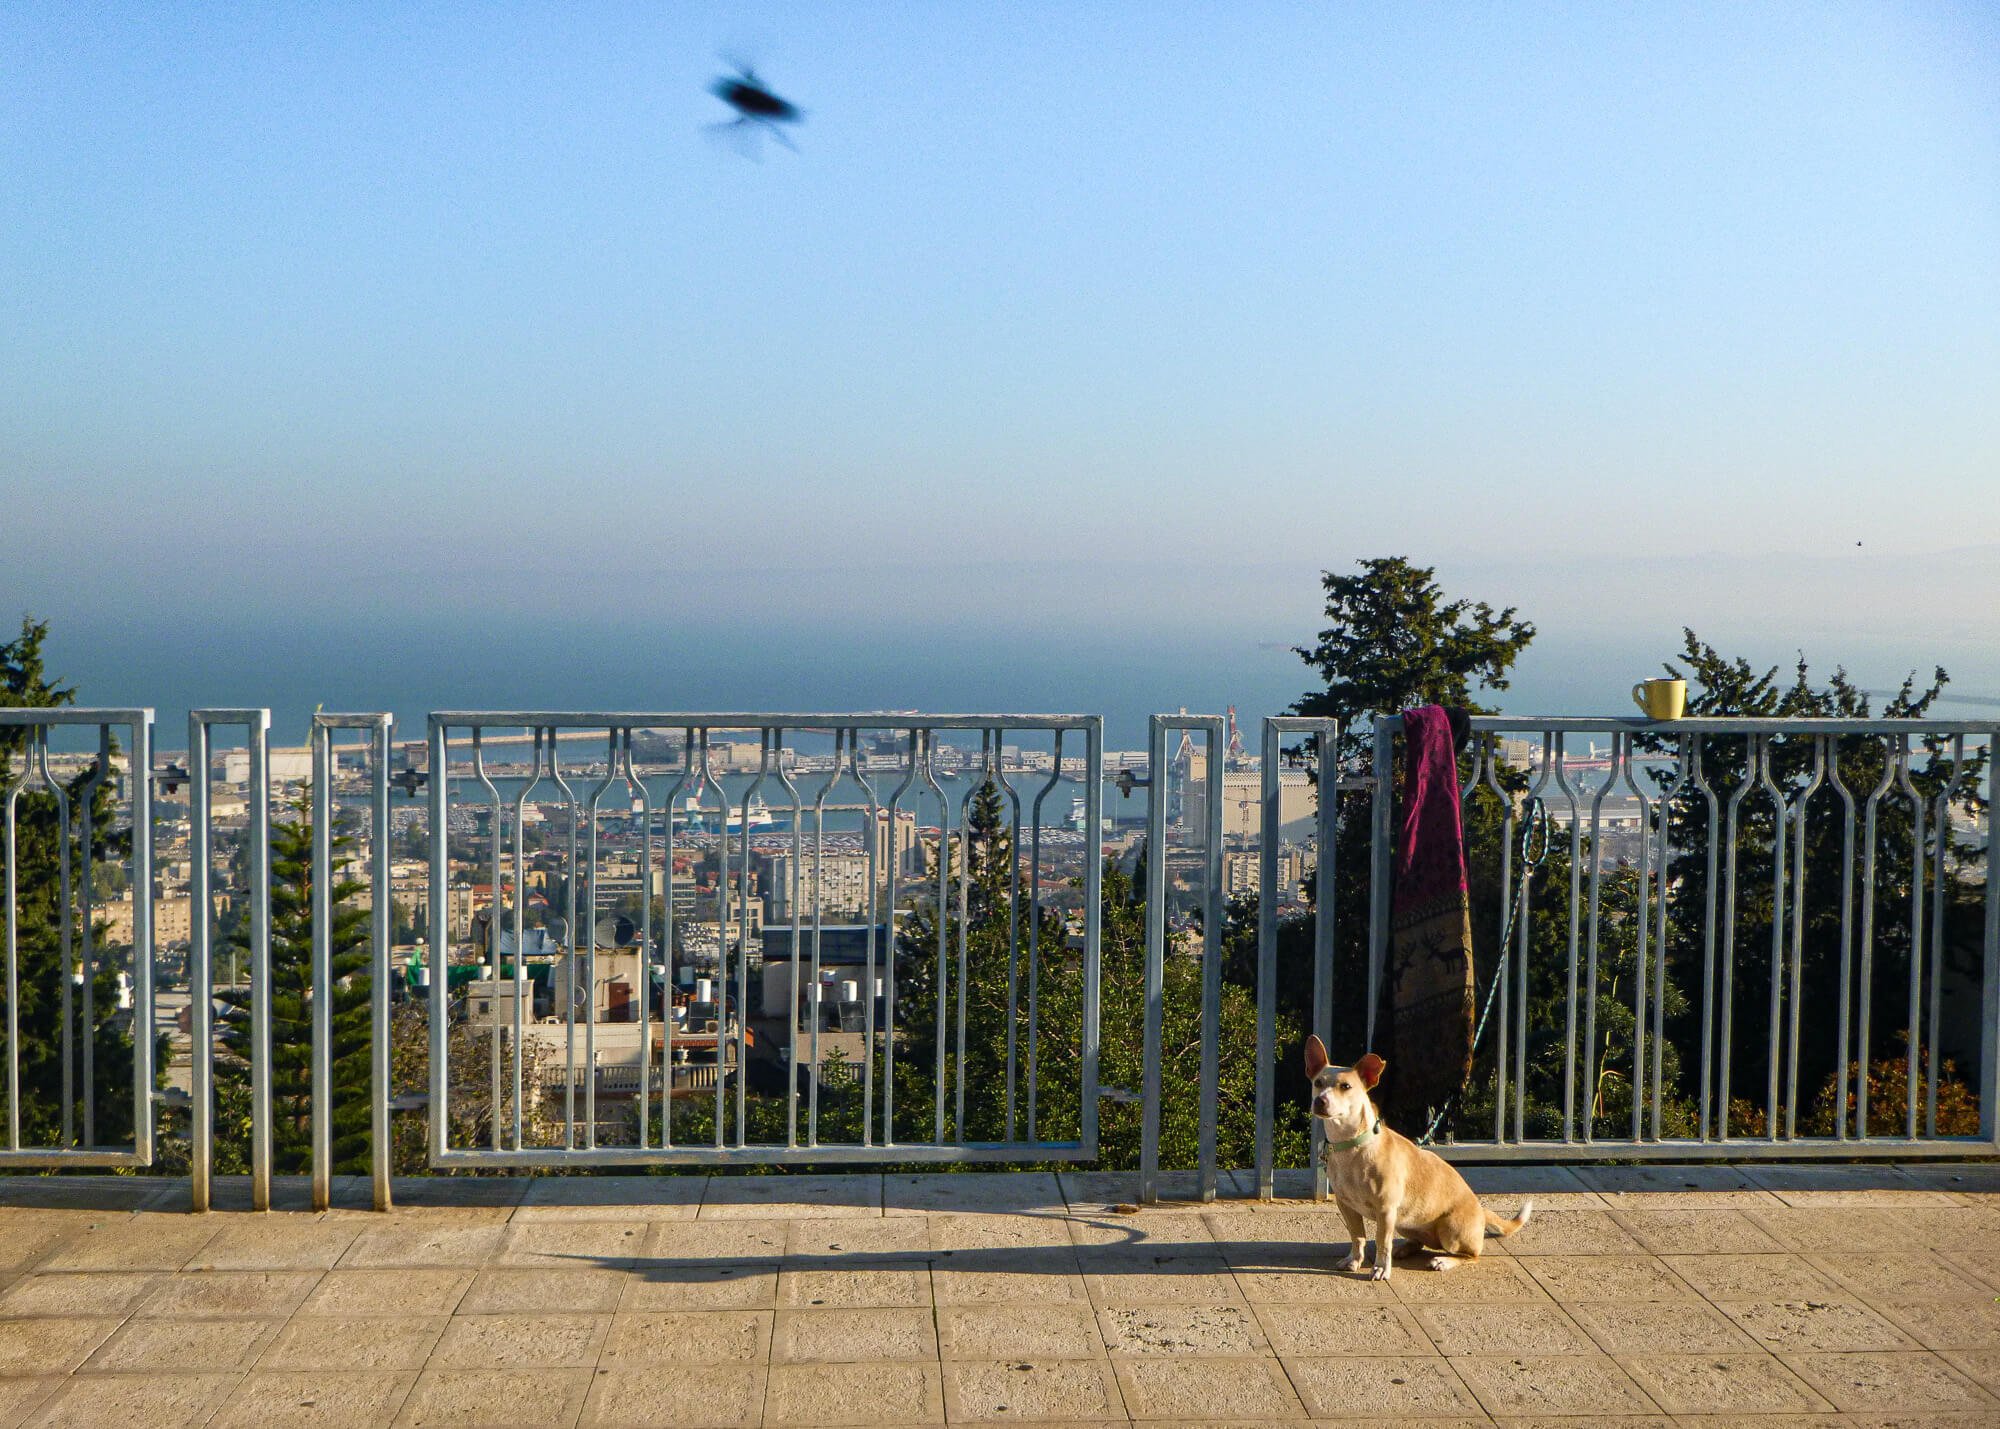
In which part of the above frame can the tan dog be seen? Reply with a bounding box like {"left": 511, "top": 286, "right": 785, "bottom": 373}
{"left": 1306, "top": 1035, "right": 1530, "bottom": 1278}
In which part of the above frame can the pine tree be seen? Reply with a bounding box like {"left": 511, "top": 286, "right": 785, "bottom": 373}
{"left": 214, "top": 796, "right": 373, "bottom": 1173}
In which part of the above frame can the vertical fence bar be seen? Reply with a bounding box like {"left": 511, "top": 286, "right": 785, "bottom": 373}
{"left": 1255, "top": 721, "right": 1279, "bottom": 1200}
{"left": 1783, "top": 741, "right": 1825, "bottom": 1139}
{"left": 3, "top": 746, "right": 22, "bottom": 1152}
{"left": 1550, "top": 736, "right": 1581, "bottom": 1141}
{"left": 1311, "top": 723, "right": 1336, "bottom": 1201}
{"left": 310, "top": 722, "right": 332, "bottom": 1210}
{"left": 1982, "top": 733, "right": 2000, "bottom": 1145}
{"left": 953, "top": 735, "right": 979, "bottom": 1143}
{"left": 1198, "top": 724, "right": 1223, "bottom": 1203}
{"left": 188, "top": 716, "right": 212, "bottom": 1209}
{"left": 470, "top": 733, "right": 504, "bottom": 1152}
{"left": 1366, "top": 723, "right": 1393, "bottom": 1051}
{"left": 1028, "top": 734, "right": 1062, "bottom": 1146}
{"left": 1856, "top": 743, "right": 1894, "bottom": 1141}
{"left": 1649, "top": 739, "right": 1688, "bottom": 1141}
{"left": 1080, "top": 718, "right": 1103, "bottom": 1156}
{"left": 1717, "top": 743, "right": 1755, "bottom": 1141}
{"left": 247, "top": 712, "right": 273, "bottom": 1210}
{"left": 371, "top": 718, "right": 392, "bottom": 1211}
{"left": 1897, "top": 740, "right": 1925, "bottom": 1139}
{"left": 79, "top": 728, "right": 109, "bottom": 1146}
{"left": 1926, "top": 738, "right": 1965, "bottom": 1137}
{"left": 1757, "top": 737, "right": 1785, "bottom": 1143}
{"left": 1829, "top": 744, "right": 1856, "bottom": 1140}
{"left": 585, "top": 733, "right": 622, "bottom": 1150}
{"left": 1140, "top": 716, "right": 1167, "bottom": 1204}
{"left": 130, "top": 714, "right": 155, "bottom": 1165}
{"left": 996, "top": 732, "right": 1022, "bottom": 1145}
{"left": 427, "top": 720, "right": 449, "bottom": 1165}
{"left": 41, "top": 735, "right": 73, "bottom": 1149}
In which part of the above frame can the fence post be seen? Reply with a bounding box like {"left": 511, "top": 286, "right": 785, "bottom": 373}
{"left": 1140, "top": 717, "right": 1166, "bottom": 1204}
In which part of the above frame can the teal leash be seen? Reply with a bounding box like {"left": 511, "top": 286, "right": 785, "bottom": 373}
{"left": 1415, "top": 796, "right": 1550, "bottom": 1148}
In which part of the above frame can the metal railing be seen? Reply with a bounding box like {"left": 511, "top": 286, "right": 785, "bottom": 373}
{"left": 425, "top": 712, "right": 1103, "bottom": 1168}
{"left": 1146, "top": 712, "right": 1999, "bottom": 1202}
{"left": 0, "top": 708, "right": 155, "bottom": 1168}
{"left": 5, "top": 701, "right": 1994, "bottom": 1211}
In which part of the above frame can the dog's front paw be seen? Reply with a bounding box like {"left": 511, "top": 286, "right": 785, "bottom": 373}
{"left": 1336, "top": 1252, "right": 1365, "bottom": 1273}
{"left": 1427, "top": 1255, "right": 1460, "bottom": 1273}
{"left": 1369, "top": 1260, "right": 1393, "bottom": 1282}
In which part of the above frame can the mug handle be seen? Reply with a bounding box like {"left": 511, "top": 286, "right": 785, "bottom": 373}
{"left": 1632, "top": 683, "right": 1648, "bottom": 714}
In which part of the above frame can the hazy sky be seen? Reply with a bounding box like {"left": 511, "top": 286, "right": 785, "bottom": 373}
{"left": 5, "top": 3, "right": 1997, "bottom": 656}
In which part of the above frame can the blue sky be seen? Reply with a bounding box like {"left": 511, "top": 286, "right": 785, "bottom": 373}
{"left": 4, "top": 3, "right": 1998, "bottom": 717}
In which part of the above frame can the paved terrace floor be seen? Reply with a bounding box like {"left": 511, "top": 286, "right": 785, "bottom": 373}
{"left": 0, "top": 1164, "right": 1998, "bottom": 1427}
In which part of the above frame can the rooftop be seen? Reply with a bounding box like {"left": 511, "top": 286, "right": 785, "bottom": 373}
{"left": 1, "top": 1163, "right": 1997, "bottom": 1425}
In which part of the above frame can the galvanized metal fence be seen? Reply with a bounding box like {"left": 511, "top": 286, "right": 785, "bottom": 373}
{"left": 424, "top": 713, "right": 1103, "bottom": 1168}
{"left": 0, "top": 708, "right": 155, "bottom": 1169}
{"left": 3, "top": 703, "right": 1994, "bottom": 1211}
{"left": 1145, "top": 712, "right": 2000, "bottom": 1204}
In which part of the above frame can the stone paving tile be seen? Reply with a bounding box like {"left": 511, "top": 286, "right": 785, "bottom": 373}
{"left": 1513, "top": 1254, "right": 1694, "bottom": 1301}
{"left": 35, "top": 1214, "right": 218, "bottom": 1272}
{"left": 772, "top": 1306, "right": 937, "bottom": 1362}
{"left": 1807, "top": 1250, "right": 1998, "bottom": 1301}
{"left": 943, "top": 1358, "right": 1126, "bottom": 1422}
{"left": 135, "top": 1270, "right": 320, "bottom": 1319}
{"left": 1715, "top": 1298, "right": 1920, "bottom": 1352}
{"left": 1561, "top": 1298, "right": 1760, "bottom": 1354}
{"left": 619, "top": 1261, "right": 779, "bottom": 1310}
{"left": 1096, "top": 1304, "right": 1268, "bottom": 1357}
{"left": 337, "top": 1223, "right": 508, "bottom": 1269}
{"left": 0, "top": 1318, "right": 121, "bottom": 1376}
{"left": 426, "top": 1312, "right": 609, "bottom": 1368}
{"left": 642, "top": 1217, "right": 788, "bottom": 1263}
{"left": 1071, "top": 1212, "right": 1216, "bottom": 1255}
{"left": 1109, "top": 1355, "right": 1304, "bottom": 1420}
{"left": 1386, "top": 1256, "right": 1551, "bottom": 1304}
{"left": 456, "top": 1266, "right": 628, "bottom": 1313}
{"left": 1230, "top": 1266, "right": 1398, "bottom": 1304}
{"left": 763, "top": 1361, "right": 945, "bottom": 1425}
{"left": 785, "top": 1215, "right": 934, "bottom": 1260}
{"left": 598, "top": 1309, "right": 771, "bottom": 1364}
{"left": 0, "top": 1224, "right": 76, "bottom": 1277}
{"left": 28, "top": 1372, "right": 242, "bottom": 1428}
{"left": 701, "top": 1174, "right": 883, "bottom": 1220}
{"left": 208, "top": 1369, "right": 416, "bottom": 1428}
{"left": 1457, "top": 1164, "right": 1599, "bottom": 1200}
{"left": 257, "top": 1314, "right": 449, "bottom": 1371}
{"left": 1779, "top": 1351, "right": 1997, "bottom": 1413}
{"left": 1894, "top": 1205, "right": 2000, "bottom": 1250}
{"left": 1410, "top": 1302, "right": 1597, "bottom": 1355}
{"left": 780, "top": 1262, "right": 932, "bottom": 1308}
{"left": 938, "top": 1303, "right": 1106, "bottom": 1359}
{"left": 187, "top": 1219, "right": 361, "bottom": 1271}
{"left": 1248, "top": 1302, "right": 1432, "bottom": 1357}
{"left": 83, "top": 1316, "right": 280, "bottom": 1373}
{"left": 577, "top": 1365, "right": 765, "bottom": 1426}
{"left": 886, "top": 1172, "right": 1066, "bottom": 1214}
{"left": 1605, "top": 1207, "right": 1786, "bottom": 1254}
{"left": 1572, "top": 1163, "right": 1774, "bottom": 1198}
{"left": 924, "top": 1216, "right": 1072, "bottom": 1248}
{"left": 1202, "top": 1210, "right": 1356, "bottom": 1264}
{"left": 1061, "top": 1171, "right": 1208, "bottom": 1209}
{"left": 1939, "top": 1347, "right": 2000, "bottom": 1394}
{"left": 1081, "top": 1258, "right": 1247, "bottom": 1307}
{"left": 513, "top": 1174, "right": 704, "bottom": 1221}
{"left": 199, "top": 1179, "right": 349, "bottom": 1214}
{"left": 1448, "top": 1353, "right": 1659, "bottom": 1416}
{"left": 296, "top": 1268, "right": 473, "bottom": 1316}
{"left": 1489, "top": 1209, "right": 1644, "bottom": 1256}
{"left": 0, "top": 1273, "right": 158, "bottom": 1318}
{"left": 0, "top": 1376, "right": 57, "bottom": 1428}
{"left": 1870, "top": 1298, "right": 2000, "bottom": 1350}
{"left": 1748, "top": 1206, "right": 1907, "bottom": 1252}
{"left": 1615, "top": 1352, "right": 1832, "bottom": 1414}
{"left": 396, "top": 1367, "right": 593, "bottom": 1426}
{"left": 1282, "top": 1354, "right": 1480, "bottom": 1419}
{"left": 494, "top": 1220, "right": 645, "bottom": 1268}
{"left": 933, "top": 1258, "right": 1089, "bottom": 1306}
{"left": 1658, "top": 1252, "right": 1844, "bottom": 1300}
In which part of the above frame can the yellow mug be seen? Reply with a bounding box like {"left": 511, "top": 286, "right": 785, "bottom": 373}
{"left": 1631, "top": 677, "right": 1686, "bottom": 720}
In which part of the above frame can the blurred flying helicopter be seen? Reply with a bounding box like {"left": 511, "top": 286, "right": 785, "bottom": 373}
{"left": 709, "top": 62, "right": 802, "bottom": 153}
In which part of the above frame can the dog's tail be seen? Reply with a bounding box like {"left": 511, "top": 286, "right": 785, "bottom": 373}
{"left": 1483, "top": 1199, "right": 1533, "bottom": 1238}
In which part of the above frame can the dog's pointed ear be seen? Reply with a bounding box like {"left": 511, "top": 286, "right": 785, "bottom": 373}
{"left": 1354, "top": 1052, "right": 1385, "bottom": 1089}
{"left": 1304, "top": 1035, "right": 1329, "bottom": 1078}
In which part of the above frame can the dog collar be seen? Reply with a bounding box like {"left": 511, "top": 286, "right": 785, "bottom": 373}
{"left": 1323, "top": 1119, "right": 1383, "bottom": 1153}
